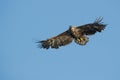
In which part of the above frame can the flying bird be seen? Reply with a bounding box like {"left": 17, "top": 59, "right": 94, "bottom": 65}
{"left": 37, "top": 17, "right": 106, "bottom": 49}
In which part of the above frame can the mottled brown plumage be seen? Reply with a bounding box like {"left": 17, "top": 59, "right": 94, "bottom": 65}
{"left": 37, "top": 17, "right": 106, "bottom": 49}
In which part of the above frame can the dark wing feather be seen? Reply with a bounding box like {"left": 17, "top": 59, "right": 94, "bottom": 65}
{"left": 77, "top": 17, "right": 106, "bottom": 35}
{"left": 38, "top": 30, "right": 73, "bottom": 49}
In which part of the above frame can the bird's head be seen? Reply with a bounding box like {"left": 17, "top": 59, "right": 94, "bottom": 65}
{"left": 69, "top": 25, "right": 79, "bottom": 38}
{"left": 69, "top": 25, "right": 76, "bottom": 32}
{"left": 69, "top": 25, "right": 75, "bottom": 33}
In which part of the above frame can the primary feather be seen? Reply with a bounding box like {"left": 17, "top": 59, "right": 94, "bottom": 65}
{"left": 37, "top": 17, "right": 106, "bottom": 49}
{"left": 38, "top": 31, "right": 73, "bottom": 49}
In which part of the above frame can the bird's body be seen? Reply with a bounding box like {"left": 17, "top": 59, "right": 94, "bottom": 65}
{"left": 37, "top": 17, "right": 106, "bottom": 49}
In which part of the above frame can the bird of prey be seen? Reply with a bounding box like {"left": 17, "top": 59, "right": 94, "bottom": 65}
{"left": 37, "top": 17, "right": 106, "bottom": 49}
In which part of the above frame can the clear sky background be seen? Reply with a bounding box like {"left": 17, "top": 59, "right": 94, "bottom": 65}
{"left": 0, "top": 0, "right": 120, "bottom": 80}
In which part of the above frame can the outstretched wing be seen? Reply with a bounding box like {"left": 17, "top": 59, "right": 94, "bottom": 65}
{"left": 77, "top": 17, "right": 106, "bottom": 35}
{"left": 37, "top": 30, "right": 73, "bottom": 49}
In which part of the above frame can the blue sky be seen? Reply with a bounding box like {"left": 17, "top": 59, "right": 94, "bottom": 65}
{"left": 0, "top": 0, "right": 120, "bottom": 80}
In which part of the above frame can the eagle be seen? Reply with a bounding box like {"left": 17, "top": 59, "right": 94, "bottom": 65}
{"left": 37, "top": 17, "right": 106, "bottom": 49}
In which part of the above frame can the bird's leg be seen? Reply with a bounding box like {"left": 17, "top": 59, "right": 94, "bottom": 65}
{"left": 80, "top": 37, "right": 84, "bottom": 41}
{"left": 77, "top": 38, "right": 81, "bottom": 43}
{"left": 77, "top": 37, "right": 84, "bottom": 42}
{"left": 76, "top": 37, "right": 86, "bottom": 44}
